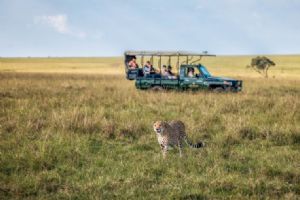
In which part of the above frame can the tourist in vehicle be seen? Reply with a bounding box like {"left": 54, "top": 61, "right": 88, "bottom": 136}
{"left": 162, "top": 65, "right": 169, "bottom": 76}
{"left": 187, "top": 67, "right": 195, "bottom": 77}
{"left": 162, "top": 65, "right": 176, "bottom": 79}
{"left": 128, "top": 58, "right": 138, "bottom": 69}
{"left": 167, "top": 65, "right": 175, "bottom": 76}
{"left": 143, "top": 61, "right": 156, "bottom": 75}
{"left": 167, "top": 65, "right": 177, "bottom": 79}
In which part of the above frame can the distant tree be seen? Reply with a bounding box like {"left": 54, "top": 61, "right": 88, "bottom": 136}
{"left": 247, "top": 56, "right": 276, "bottom": 78}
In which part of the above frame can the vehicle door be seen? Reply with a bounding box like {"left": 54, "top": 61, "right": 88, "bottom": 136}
{"left": 181, "top": 66, "right": 206, "bottom": 89}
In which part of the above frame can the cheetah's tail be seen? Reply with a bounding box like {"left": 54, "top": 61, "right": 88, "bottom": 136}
{"left": 184, "top": 138, "right": 205, "bottom": 148}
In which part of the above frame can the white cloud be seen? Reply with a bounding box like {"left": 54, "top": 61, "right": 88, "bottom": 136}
{"left": 34, "top": 14, "right": 86, "bottom": 38}
{"left": 35, "top": 14, "right": 69, "bottom": 33}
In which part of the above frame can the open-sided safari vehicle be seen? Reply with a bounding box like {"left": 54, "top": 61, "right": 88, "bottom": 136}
{"left": 124, "top": 51, "right": 242, "bottom": 92}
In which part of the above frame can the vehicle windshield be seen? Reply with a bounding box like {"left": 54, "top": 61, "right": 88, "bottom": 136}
{"left": 199, "top": 65, "right": 211, "bottom": 77}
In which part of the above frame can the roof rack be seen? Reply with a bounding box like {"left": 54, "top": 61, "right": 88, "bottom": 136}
{"left": 124, "top": 50, "right": 216, "bottom": 57}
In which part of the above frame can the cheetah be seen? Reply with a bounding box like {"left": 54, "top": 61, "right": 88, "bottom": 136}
{"left": 153, "top": 120, "right": 205, "bottom": 158}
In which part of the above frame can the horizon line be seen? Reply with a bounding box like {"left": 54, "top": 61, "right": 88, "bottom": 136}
{"left": 1, "top": 53, "right": 300, "bottom": 59}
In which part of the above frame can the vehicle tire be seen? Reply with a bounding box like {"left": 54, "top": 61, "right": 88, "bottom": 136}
{"left": 213, "top": 87, "right": 224, "bottom": 93}
{"left": 151, "top": 86, "right": 164, "bottom": 92}
{"left": 225, "top": 87, "right": 232, "bottom": 92}
{"left": 228, "top": 87, "right": 238, "bottom": 93}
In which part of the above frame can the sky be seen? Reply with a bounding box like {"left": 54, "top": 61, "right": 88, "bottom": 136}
{"left": 0, "top": 0, "right": 300, "bottom": 57}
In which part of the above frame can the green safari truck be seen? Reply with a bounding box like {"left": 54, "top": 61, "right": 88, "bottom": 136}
{"left": 124, "top": 51, "right": 242, "bottom": 92}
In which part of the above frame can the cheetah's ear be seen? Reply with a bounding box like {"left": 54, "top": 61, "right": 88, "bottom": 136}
{"left": 161, "top": 121, "right": 167, "bottom": 126}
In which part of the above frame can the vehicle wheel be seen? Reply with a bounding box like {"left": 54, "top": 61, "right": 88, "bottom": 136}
{"left": 228, "top": 87, "right": 238, "bottom": 93}
{"left": 225, "top": 87, "right": 232, "bottom": 92}
{"left": 151, "top": 86, "right": 164, "bottom": 92}
{"left": 213, "top": 87, "right": 224, "bottom": 93}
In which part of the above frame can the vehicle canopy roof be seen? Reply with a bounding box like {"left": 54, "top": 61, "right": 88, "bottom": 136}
{"left": 124, "top": 50, "right": 216, "bottom": 57}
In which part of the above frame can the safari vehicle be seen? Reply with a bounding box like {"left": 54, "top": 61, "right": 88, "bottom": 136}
{"left": 124, "top": 51, "right": 242, "bottom": 92}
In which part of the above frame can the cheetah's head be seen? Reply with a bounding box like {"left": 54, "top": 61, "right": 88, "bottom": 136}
{"left": 153, "top": 121, "right": 166, "bottom": 134}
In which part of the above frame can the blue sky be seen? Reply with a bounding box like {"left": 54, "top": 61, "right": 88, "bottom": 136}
{"left": 0, "top": 0, "right": 300, "bottom": 57}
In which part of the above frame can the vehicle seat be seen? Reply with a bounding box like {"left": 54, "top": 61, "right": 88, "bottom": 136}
{"left": 137, "top": 68, "right": 144, "bottom": 76}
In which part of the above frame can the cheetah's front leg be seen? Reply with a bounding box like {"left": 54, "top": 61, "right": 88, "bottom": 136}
{"left": 178, "top": 141, "right": 183, "bottom": 158}
{"left": 162, "top": 145, "right": 168, "bottom": 159}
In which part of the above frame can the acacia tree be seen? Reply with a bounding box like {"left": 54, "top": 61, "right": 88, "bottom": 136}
{"left": 247, "top": 56, "right": 276, "bottom": 78}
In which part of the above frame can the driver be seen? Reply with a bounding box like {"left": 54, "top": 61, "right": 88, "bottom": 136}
{"left": 187, "top": 67, "right": 195, "bottom": 77}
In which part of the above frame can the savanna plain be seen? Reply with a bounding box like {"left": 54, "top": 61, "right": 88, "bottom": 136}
{"left": 0, "top": 55, "right": 299, "bottom": 199}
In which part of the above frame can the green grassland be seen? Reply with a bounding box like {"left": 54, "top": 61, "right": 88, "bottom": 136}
{"left": 0, "top": 56, "right": 300, "bottom": 199}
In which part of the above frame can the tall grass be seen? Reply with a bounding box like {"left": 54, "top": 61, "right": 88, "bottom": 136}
{"left": 0, "top": 57, "right": 300, "bottom": 199}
